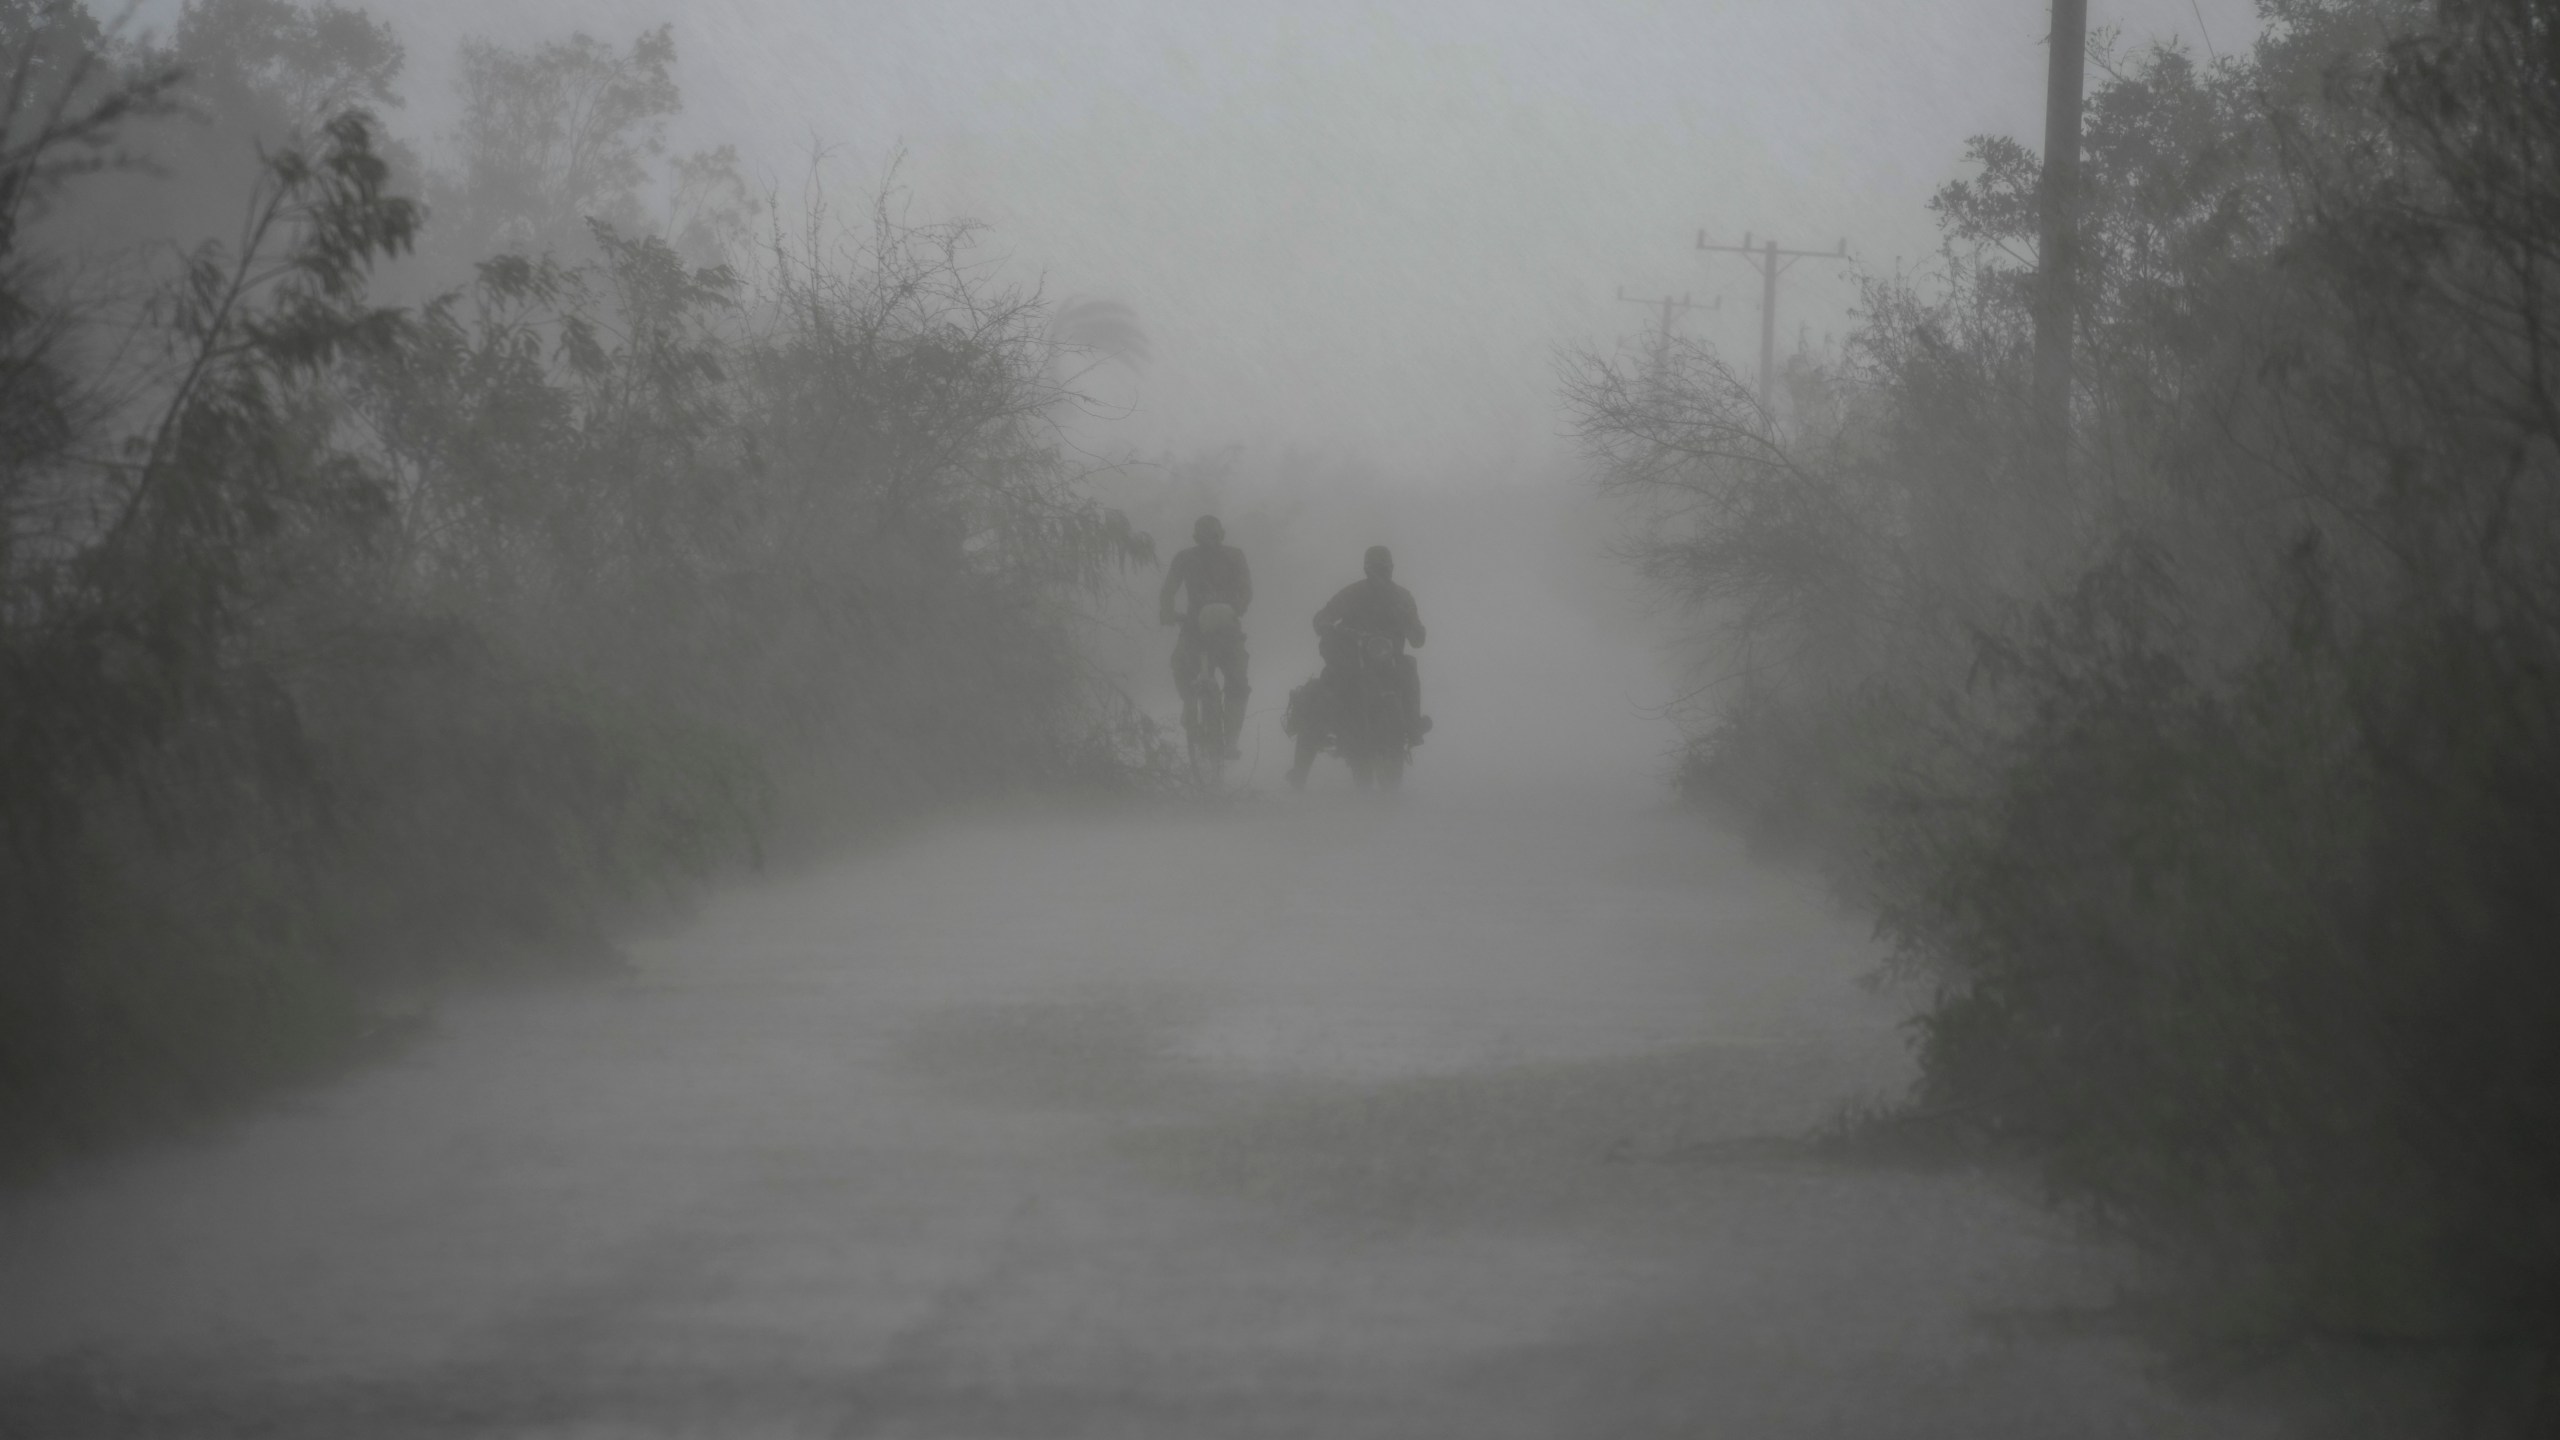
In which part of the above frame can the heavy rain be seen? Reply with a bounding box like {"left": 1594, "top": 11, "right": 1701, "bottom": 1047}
{"left": 3, "top": 1, "right": 2555, "bottom": 1435}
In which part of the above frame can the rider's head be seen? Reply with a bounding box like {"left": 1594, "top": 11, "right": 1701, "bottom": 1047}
{"left": 1364, "top": 545, "right": 1393, "bottom": 582}
{"left": 1193, "top": 515, "right": 1225, "bottom": 547}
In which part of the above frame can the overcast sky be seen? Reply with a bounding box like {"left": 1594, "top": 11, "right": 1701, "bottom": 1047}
{"left": 345, "top": 1, "right": 2262, "bottom": 484}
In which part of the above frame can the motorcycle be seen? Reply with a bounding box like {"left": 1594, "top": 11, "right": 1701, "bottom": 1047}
{"left": 1285, "top": 626, "right": 1413, "bottom": 791}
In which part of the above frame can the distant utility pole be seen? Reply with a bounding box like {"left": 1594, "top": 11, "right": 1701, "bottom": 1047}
{"left": 1614, "top": 286, "right": 1715, "bottom": 357}
{"left": 2034, "top": 0, "right": 2089, "bottom": 479}
{"left": 1695, "top": 231, "right": 1850, "bottom": 412}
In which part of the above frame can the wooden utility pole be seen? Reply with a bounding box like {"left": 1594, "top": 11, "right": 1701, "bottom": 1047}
{"left": 1615, "top": 287, "right": 1714, "bottom": 358}
{"left": 1696, "top": 231, "right": 1849, "bottom": 412}
{"left": 2034, "top": 0, "right": 2088, "bottom": 478}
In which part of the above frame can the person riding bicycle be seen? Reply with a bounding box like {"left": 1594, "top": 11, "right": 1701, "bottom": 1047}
{"left": 1159, "top": 515, "right": 1252, "bottom": 759}
{"left": 1312, "top": 543, "right": 1429, "bottom": 743}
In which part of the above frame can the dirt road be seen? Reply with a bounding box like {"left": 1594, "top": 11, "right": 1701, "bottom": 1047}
{"left": 0, "top": 768, "right": 2282, "bottom": 1438}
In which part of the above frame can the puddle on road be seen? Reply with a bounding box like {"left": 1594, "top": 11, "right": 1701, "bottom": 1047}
{"left": 893, "top": 973, "right": 1918, "bottom": 1234}
{"left": 1168, "top": 1005, "right": 1834, "bottom": 1084}
{"left": 877, "top": 950, "right": 1952, "bottom": 1285}
{"left": 893, "top": 983, "right": 1204, "bottom": 1110}
{"left": 1115, "top": 1039, "right": 1914, "bottom": 1227}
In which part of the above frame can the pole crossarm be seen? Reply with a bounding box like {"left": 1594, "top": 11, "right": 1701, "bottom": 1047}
{"left": 1694, "top": 233, "right": 1849, "bottom": 262}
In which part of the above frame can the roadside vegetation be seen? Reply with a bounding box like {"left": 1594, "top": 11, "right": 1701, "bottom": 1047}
{"left": 0, "top": 0, "right": 1156, "bottom": 1163}
{"left": 1568, "top": 0, "right": 2560, "bottom": 1428}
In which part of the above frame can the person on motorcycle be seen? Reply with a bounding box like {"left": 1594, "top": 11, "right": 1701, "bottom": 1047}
{"left": 1159, "top": 514, "right": 1252, "bottom": 759}
{"left": 1310, "top": 542, "right": 1429, "bottom": 743}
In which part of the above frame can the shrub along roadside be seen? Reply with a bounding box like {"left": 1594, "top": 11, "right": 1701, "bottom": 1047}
{"left": 1571, "top": 0, "right": 2560, "bottom": 1428}
{"left": 0, "top": 7, "right": 1155, "bottom": 1166}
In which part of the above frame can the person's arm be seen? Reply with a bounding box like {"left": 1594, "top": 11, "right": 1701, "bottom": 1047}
{"left": 1158, "top": 551, "right": 1186, "bottom": 624}
{"left": 1233, "top": 549, "right": 1252, "bottom": 616}
{"left": 1402, "top": 588, "right": 1426, "bottom": 647}
{"left": 1313, "top": 583, "right": 1349, "bottom": 636}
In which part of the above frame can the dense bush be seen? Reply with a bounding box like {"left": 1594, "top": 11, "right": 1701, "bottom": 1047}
{"left": 0, "top": 2, "right": 1150, "bottom": 1159}
{"left": 1572, "top": 0, "right": 2560, "bottom": 1425}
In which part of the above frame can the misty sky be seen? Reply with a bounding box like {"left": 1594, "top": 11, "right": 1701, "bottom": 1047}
{"left": 297, "top": 1, "right": 2259, "bottom": 483}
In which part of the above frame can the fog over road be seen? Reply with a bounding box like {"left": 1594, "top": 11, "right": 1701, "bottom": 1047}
{"left": 0, "top": 775, "right": 2279, "bottom": 1436}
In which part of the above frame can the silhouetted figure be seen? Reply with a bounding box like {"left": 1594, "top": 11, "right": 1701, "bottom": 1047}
{"left": 1288, "top": 545, "right": 1429, "bottom": 787}
{"left": 1159, "top": 515, "right": 1252, "bottom": 759}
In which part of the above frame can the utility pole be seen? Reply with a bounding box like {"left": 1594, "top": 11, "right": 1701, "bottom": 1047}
{"left": 1614, "top": 287, "right": 1714, "bottom": 360}
{"left": 2034, "top": 0, "right": 2089, "bottom": 479}
{"left": 1695, "top": 231, "right": 1850, "bottom": 412}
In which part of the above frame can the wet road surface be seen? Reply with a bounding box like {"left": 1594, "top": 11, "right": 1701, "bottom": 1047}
{"left": 0, "top": 788, "right": 2279, "bottom": 1438}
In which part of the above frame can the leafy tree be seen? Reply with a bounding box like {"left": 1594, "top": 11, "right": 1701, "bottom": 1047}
{"left": 435, "top": 26, "right": 679, "bottom": 260}
{"left": 1, "top": 96, "right": 416, "bottom": 1151}
{"left": 163, "top": 0, "right": 403, "bottom": 136}
{"left": 1574, "top": 1, "right": 2560, "bottom": 1426}
{"left": 0, "top": 4, "right": 1156, "bottom": 1186}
